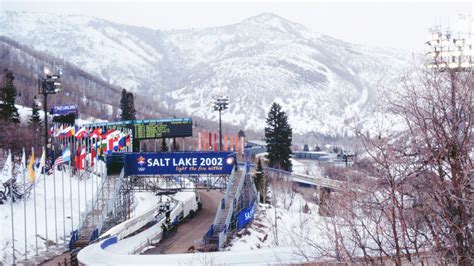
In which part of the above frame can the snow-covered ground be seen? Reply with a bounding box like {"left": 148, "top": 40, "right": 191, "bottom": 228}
{"left": 0, "top": 164, "right": 104, "bottom": 264}
{"left": 16, "top": 104, "right": 106, "bottom": 126}
{"left": 227, "top": 159, "right": 326, "bottom": 261}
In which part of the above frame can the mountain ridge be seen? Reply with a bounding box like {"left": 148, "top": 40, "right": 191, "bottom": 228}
{"left": 0, "top": 11, "right": 411, "bottom": 135}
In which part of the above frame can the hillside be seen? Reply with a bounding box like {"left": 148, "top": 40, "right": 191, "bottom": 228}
{"left": 0, "top": 11, "right": 412, "bottom": 135}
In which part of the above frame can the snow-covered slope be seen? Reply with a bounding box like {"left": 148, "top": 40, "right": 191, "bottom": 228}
{"left": 0, "top": 11, "right": 411, "bottom": 135}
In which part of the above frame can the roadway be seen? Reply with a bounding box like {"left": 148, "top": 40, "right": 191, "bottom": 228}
{"left": 143, "top": 190, "right": 223, "bottom": 254}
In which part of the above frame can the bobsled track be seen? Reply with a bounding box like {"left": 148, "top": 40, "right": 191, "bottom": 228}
{"left": 68, "top": 152, "right": 345, "bottom": 265}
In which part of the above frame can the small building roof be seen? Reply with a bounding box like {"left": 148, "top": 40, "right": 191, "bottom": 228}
{"left": 246, "top": 140, "right": 267, "bottom": 146}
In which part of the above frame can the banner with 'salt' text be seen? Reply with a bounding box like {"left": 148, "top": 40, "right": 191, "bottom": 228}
{"left": 124, "top": 152, "right": 236, "bottom": 176}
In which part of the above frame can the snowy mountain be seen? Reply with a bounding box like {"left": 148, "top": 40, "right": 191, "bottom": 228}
{"left": 0, "top": 11, "right": 411, "bottom": 135}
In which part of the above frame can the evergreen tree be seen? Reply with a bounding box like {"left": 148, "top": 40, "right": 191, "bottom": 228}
{"left": 254, "top": 158, "right": 267, "bottom": 203}
{"left": 127, "top": 92, "right": 136, "bottom": 120}
{"left": 0, "top": 69, "right": 20, "bottom": 123}
{"left": 161, "top": 138, "right": 168, "bottom": 152}
{"left": 172, "top": 137, "right": 180, "bottom": 151}
{"left": 120, "top": 89, "right": 128, "bottom": 120}
{"left": 264, "top": 103, "right": 292, "bottom": 171}
{"left": 119, "top": 89, "right": 136, "bottom": 121}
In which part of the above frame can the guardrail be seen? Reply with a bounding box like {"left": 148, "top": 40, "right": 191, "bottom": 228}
{"left": 75, "top": 161, "right": 107, "bottom": 239}
{"left": 239, "top": 162, "right": 344, "bottom": 190}
{"left": 97, "top": 168, "right": 124, "bottom": 235}
{"left": 212, "top": 167, "right": 236, "bottom": 227}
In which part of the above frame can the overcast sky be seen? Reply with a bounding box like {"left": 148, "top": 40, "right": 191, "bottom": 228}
{"left": 1, "top": 1, "right": 472, "bottom": 51}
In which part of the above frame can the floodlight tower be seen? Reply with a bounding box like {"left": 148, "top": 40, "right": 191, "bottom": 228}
{"left": 38, "top": 66, "right": 62, "bottom": 150}
{"left": 212, "top": 96, "right": 229, "bottom": 151}
{"left": 426, "top": 23, "right": 473, "bottom": 71}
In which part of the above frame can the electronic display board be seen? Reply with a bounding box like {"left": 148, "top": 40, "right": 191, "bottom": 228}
{"left": 133, "top": 119, "right": 192, "bottom": 140}
{"left": 84, "top": 118, "right": 192, "bottom": 140}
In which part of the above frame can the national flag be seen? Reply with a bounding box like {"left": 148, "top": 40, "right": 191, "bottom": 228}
{"left": 76, "top": 146, "right": 86, "bottom": 170}
{"left": 90, "top": 128, "right": 102, "bottom": 139}
{"left": 61, "top": 126, "right": 72, "bottom": 137}
{"left": 113, "top": 135, "right": 120, "bottom": 151}
{"left": 118, "top": 135, "right": 126, "bottom": 149}
{"left": 125, "top": 134, "right": 131, "bottom": 146}
{"left": 28, "top": 151, "right": 36, "bottom": 183}
{"left": 75, "top": 127, "right": 86, "bottom": 138}
{"left": 62, "top": 147, "right": 71, "bottom": 162}
{"left": 108, "top": 137, "right": 114, "bottom": 153}
{"left": 49, "top": 125, "right": 54, "bottom": 137}
{"left": 54, "top": 156, "right": 63, "bottom": 166}
{"left": 75, "top": 145, "right": 81, "bottom": 169}
{"left": 91, "top": 148, "right": 96, "bottom": 166}
{"left": 19, "top": 149, "right": 26, "bottom": 178}
{"left": 54, "top": 124, "right": 63, "bottom": 138}
{"left": 33, "top": 148, "right": 46, "bottom": 180}
{"left": 65, "top": 125, "right": 76, "bottom": 137}
{"left": 1, "top": 150, "right": 12, "bottom": 183}
{"left": 102, "top": 129, "right": 115, "bottom": 139}
{"left": 79, "top": 147, "right": 86, "bottom": 170}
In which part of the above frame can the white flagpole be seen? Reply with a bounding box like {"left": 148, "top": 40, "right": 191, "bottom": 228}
{"left": 61, "top": 158, "right": 66, "bottom": 245}
{"left": 77, "top": 146, "right": 81, "bottom": 231}
{"left": 53, "top": 150, "right": 58, "bottom": 245}
{"left": 33, "top": 147, "right": 38, "bottom": 256}
{"left": 84, "top": 140, "right": 88, "bottom": 215}
{"left": 23, "top": 148, "right": 28, "bottom": 260}
{"left": 43, "top": 147, "right": 49, "bottom": 251}
{"left": 68, "top": 146, "right": 74, "bottom": 233}
{"left": 9, "top": 150, "right": 16, "bottom": 264}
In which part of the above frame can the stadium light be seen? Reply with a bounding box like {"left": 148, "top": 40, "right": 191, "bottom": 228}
{"left": 212, "top": 96, "right": 229, "bottom": 151}
{"left": 38, "top": 66, "right": 62, "bottom": 150}
{"left": 426, "top": 22, "right": 473, "bottom": 72}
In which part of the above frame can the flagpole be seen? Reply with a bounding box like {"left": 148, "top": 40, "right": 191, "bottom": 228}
{"left": 68, "top": 145, "right": 74, "bottom": 235}
{"left": 77, "top": 145, "right": 81, "bottom": 232}
{"left": 9, "top": 150, "right": 16, "bottom": 264}
{"left": 23, "top": 148, "right": 28, "bottom": 261}
{"left": 53, "top": 150, "right": 58, "bottom": 246}
{"left": 84, "top": 145, "right": 88, "bottom": 217}
{"left": 61, "top": 156, "right": 66, "bottom": 245}
{"left": 43, "top": 146, "right": 49, "bottom": 251}
{"left": 33, "top": 147, "right": 38, "bottom": 256}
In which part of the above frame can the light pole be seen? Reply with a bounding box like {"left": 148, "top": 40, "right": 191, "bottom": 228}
{"left": 426, "top": 26, "right": 473, "bottom": 71}
{"left": 38, "top": 66, "right": 62, "bottom": 150}
{"left": 212, "top": 96, "right": 229, "bottom": 151}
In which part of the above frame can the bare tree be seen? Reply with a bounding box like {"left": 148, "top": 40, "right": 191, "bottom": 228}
{"left": 296, "top": 67, "right": 472, "bottom": 264}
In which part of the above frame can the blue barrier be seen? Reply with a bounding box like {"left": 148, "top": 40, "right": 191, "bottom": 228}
{"left": 236, "top": 202, "right": 256, "bottom": 229}
{"left": 100, "top": 236, "right": 118, "bottom": 249}
{"left": 89, "top": 229, "right": 99, "bottom": 243}
{"left": 69, "top": 230, "right": 79, "bottom": 251}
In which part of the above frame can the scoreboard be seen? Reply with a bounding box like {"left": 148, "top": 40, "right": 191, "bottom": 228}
{"left": 133, "top": 119, "right": 192, "bottom": 140}
{"left": 84, "top": 118, "right": 193, "bottom": 140}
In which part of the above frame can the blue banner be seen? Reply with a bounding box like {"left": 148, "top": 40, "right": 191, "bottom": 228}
{"left": 51, "top": 104, "right": 78, "bottom": 116}
{"left": 237, "top": 203, "right": 255, "bottom": 229}
{"left": 124, "top": 152, "right": 236, "bottom": 176}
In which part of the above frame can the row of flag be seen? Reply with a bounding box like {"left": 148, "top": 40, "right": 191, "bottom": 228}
{"left": 49, "top": 123, "right": 132, "bottom": 141}
{"left": 0, "top": 148, "right": 69, "bottom": 184}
